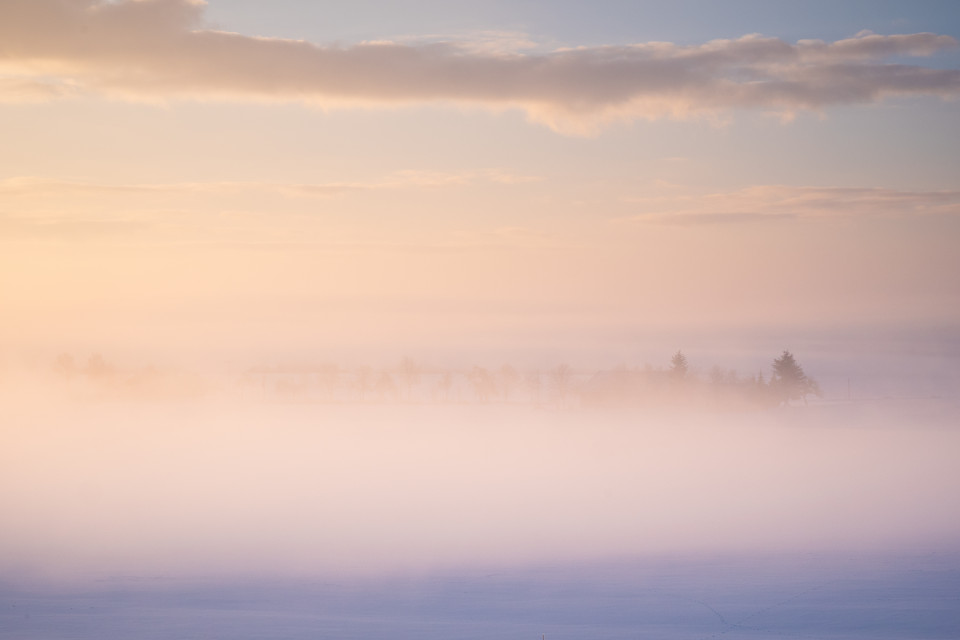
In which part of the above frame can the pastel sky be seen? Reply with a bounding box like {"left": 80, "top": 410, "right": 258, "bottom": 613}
{"left": 2, "top": 0, "right": 959, "bottom": 365}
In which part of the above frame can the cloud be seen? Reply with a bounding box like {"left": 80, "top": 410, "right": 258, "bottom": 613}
{"left": 1, "top": 1, "right": 958, "bottom": 132}
{"left": 636, "top": 211, "right": 798, "bottom": 226}
{"left": 392, "top": 29, "right": 545, "bottom": 56}
{"left": 626, "top": 185, "right": 960, "bottom": 225}
{"left": 0, "top": 171, "right": 543, "bottom": 242}
{"left": 0, "top": 75, "right": 83, "bottom": 101}
{"left": 0, "top": 170, "right": 538, "bottom": 199}
{"left": 0, "top": 211, "right": 150, "bottom": 238}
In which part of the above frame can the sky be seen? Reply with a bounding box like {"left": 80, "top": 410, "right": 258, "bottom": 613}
{"left": 1, "top": 0, "right": 959, "bottom": 374}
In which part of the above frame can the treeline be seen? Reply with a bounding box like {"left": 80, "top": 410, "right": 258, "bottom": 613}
{"left": 237, "top": 351, "right": 820, "bottom": 409}
{"left": 49, "top": 350, "right": 819, "bottom": 408}
{"left": 50, "top": 352, "right": 208, "bottom": 400}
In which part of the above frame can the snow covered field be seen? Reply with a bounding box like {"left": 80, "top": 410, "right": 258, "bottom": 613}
{"left": 2, "top": 552, "right": 958, "bottom": 639}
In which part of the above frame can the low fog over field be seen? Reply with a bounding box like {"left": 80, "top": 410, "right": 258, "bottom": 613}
{"left": 2, "top": 366, "right": 960, "bottom": 638}
{"left": 2, "top": 363, "right": 959, "bottom": 579}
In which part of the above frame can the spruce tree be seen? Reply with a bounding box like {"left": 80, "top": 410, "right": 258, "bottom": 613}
{"left": 770, "top": 350, "right": 820, "bottom": 405}
{"left": 670, "top": 350, "right": 689, "bottom": 380}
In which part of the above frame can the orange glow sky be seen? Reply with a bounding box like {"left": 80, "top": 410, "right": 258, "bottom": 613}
{"left": 2, "top": 0, "right": 959, "bottom": 365}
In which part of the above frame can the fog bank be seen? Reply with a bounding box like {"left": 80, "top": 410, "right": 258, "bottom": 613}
{"left": 2, "top": 396, "right": 958, "bottom": 580}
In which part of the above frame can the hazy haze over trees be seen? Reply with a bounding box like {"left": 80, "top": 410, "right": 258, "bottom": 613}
{"left": 37, "top": 347, "right": 828, "bottom": 410}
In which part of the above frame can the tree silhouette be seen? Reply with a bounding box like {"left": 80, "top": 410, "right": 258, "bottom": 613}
{"left": 670, "top": 350, "right": 688, "bottom": 381}
{"left": 397, "top": 357, "right": 420, "bottom": 401}
{"left": 524, "top": 371, "right": 542, "bottom": 405}
{"left": 434, "top": 370, "right": 454, "bottom": 403}
{"left": 468, "top": 366, "right": 496, "bottom": 403}
{"left": 374, "top": 371, "right": 398, "bottom": 401}
{"left": 85, "top": 353, "right": 114, "bottom": 378}
{"left": 770, "top": 351, "right": 820, "bottom": 405}
{"left": 317, "top": 363, "right": 340, "bottom": 402}
{"left": 497, "top": 364, "right": 520, "bottom": 401}
{"left": 549, "top": 363, "right": 573, "bottom": 405}
{"left": 54, "top": 353, "right": 76, "bottom": 379}
{"left": 354, "top": 366, "right": 373, "bottom": 402}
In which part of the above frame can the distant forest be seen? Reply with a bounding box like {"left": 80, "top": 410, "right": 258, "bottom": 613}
{"left": 52, "top": 350, "right": 820, "bottom": 409}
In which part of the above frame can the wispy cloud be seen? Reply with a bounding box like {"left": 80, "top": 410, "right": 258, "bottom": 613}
{"left": 626, "top": 185, "right": 960, "bottom": 225}
{"left": 390, "top": 29, "right": 546, "bottom": 56}
{"left": 0, "top": 170, "right": 539, "bottom": 199}
{"left": 0, "top": 211, "right": 151, "bottom": 238}
{"left": 0, "top": 171, "right": 544, "bottom": 244}
{"left": 0, "top": 75, "right": 83, "bottom": 101}
{"left": 0, "top": 0, "right": 957, "bottom": 133}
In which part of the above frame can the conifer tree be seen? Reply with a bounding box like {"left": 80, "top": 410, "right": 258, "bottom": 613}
{"left": 770, "top": 351, "right": 820, "bottom": 405}
{"left": 670, "top": 350, "right": 689, "bottom": 380}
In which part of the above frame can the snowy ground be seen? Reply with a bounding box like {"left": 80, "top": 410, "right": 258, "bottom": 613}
{"left": 2, "top": 552, "right": 959, "bottom": 639}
